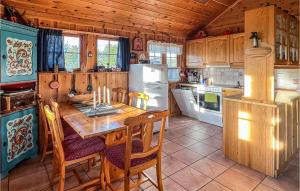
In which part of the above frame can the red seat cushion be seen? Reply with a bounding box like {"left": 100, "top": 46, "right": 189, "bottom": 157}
{"left": 63, "top": 126, "right": 80, "bottom": 140}
{"left": 105, "top": 140, "right": 157, "bottom": 170}
{"left": 63, "top": 137, "right": 106, "bottom": 161}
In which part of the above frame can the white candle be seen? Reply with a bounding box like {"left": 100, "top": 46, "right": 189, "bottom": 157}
{"left": 98, "top": 86, "right": 101, "bottom": 104}
{"left": 107, "top": 87, "right": 111, "bottom": 105}
{"left": 93, "top": 91, "right": 96, "bottom": 109}
{"left": 103, "top": 86, "right": 106, "bottom": 104}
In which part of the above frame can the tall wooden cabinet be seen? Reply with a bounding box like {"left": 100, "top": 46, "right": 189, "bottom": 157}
{"left": 185, "top": 39, "right": 206, "bottom": 68}
{"left": 206, "top": 35, "right": 230, "bottom": 65}
{"left": 229, "top": 33, "right": 245, "bottom": 68}
{"left": 0, "top": 20, "right": 38, "bottom": 179}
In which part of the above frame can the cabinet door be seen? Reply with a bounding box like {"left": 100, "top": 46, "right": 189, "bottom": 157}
{"left": 1, "top": 107, "right": 38, "bottom": 172}
{"left": 206, "top": 35, "right": 230, "bottom": 65}
{"left": 230, "top": 33, "right": 245, "bottom": 68}
{"left": 288, "top": 16, "right": 299, "bottom": 65}
{"left": 1, "top": 31, "right": 37, "bottom": 83}
{"left": 186, "top": 39, "right": 206, "bottom": 68}
{"left": 275, "top": 9, "right": 289, "bottom": 65}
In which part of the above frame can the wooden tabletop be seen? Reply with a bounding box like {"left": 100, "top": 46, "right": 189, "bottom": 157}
{"left": 59, "top": 102, "right": 146, "bottom": 139}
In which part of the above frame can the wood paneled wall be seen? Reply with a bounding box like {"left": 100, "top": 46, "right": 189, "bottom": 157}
{"left": 38, "top": 72, "right": 128, "bottom": 102}
{"left": 202, "top": 0, "right": 299, "bottom": 36}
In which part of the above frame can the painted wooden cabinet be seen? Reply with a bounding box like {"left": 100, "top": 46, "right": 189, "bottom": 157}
{"left": 186, "top": 39, "right": 206, "bottom": 68}
{"left": 0, "top": 19, "right": 38, "bottom": 83}
{"left": 0, "top": 107, "right": 38, "bottom": 179}
{"left": 206, "top": 35, "right": 230, "bottom": 65}
{"left": 229, "top": 33, "right": 245, "bottom": 68}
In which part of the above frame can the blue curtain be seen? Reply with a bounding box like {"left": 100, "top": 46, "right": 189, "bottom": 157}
{"left": 37, "top": 29, "right": 65, "bottom": 72}
{"left": 117, "top": 37, "right": 130, "bottom": 71}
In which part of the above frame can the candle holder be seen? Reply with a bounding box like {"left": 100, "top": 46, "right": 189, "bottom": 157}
{"left": 250, "top": 32, "right": 260, "bottom": 48}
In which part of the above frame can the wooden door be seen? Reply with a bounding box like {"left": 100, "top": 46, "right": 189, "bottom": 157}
{"left": 186, "top": 39, "right": 206, "bottom": 68}
{"left": 206, "top": 35, "right": 230, "bottom": 65}
{"left": 229, "top": 33, "right": 245, "bottom": 68}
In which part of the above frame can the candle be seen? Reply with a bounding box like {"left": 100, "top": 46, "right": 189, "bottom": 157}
{"left": 93, "top": 91, "right": 96, "bottom": 109}
{"left": 103, "top": 86, "right": 106, "bottom": 104}
{"left": 98, "top": 86, "right": 101, "bottom": 104}
{"left": 107, "top": 87, "right": 111, "bottom": 105}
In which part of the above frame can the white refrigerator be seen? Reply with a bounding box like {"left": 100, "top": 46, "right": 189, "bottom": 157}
{"left": 129, "top": 64, "right": 169, "bottom": 132}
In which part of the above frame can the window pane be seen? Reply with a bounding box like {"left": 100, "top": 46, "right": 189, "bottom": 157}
{"left": 64, "top": 36, "right": 80, "bottom": 71}
{"left": 110, "top": 41, "right": 118, "bottom": 54}
{"left": 65, "top": 53, "right": 80, "bottom": 71}
{"left": 64, "top": 36, "right": 80, "bottom": 53}
{"left": 97, "top": 40, "right": 109, "bottom": 54}
{"left": 97, "top": 54, "right": 109, "bottom": 67}
{"left": 110, "top": 54, "right": 118, "bottom": 67}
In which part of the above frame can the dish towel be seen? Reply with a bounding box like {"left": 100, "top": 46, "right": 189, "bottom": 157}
{"left": 205, "top": 92, "right": 218, "bottom": 103}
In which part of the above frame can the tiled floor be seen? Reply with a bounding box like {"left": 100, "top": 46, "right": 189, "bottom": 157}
{"left": 1, "top": 116, "right": 299, "bottom": 191}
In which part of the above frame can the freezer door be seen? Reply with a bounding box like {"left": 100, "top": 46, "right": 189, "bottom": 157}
{"left": 142, "top": 64, "right": 168, "bottom": 84}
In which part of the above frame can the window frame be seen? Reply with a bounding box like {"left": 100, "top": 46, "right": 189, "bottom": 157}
{"left": 96, "top": 38, "right": 119, "bottom": 68}
{"left": 166, "top": 52, "right": 179, "bottom": 68}
{"left": 63, "top": 34, "right": 82, "bottom": 71}
{"left": 149, "top": 51, "right": 162, "bottom": 65}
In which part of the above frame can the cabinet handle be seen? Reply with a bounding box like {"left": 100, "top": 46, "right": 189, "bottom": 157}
{"left": 2, "top": 55, "right": 7, "bottom": 59}
{"left": 3, "top": 142, "right": 7, "bottom": 147}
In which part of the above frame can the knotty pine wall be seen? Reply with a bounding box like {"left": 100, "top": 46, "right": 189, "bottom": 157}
{"left": 38, "top": 72, "right": 128, "bottom": 102}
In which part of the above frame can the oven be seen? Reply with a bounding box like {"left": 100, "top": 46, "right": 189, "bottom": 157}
{"left": 197, "top": 86, "right": 222, "bottom": 113}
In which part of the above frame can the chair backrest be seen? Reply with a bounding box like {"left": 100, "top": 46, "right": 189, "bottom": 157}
{"left": 128, "top": 92, "right": 150, "bottom": 110}
{"left": 123, "top": 110, "right": 168, "bottom": 171}
{"left": 38, "top": 96, "right": 51, "bottom": 144}
{"left": 49, "top": 99, "right": 64, "bottom": 140}
{"left": 44, "top": 105, "right": 65, "bottom": 162}
{"left": 112, "top": 88, "right": 128, "bottom": 104}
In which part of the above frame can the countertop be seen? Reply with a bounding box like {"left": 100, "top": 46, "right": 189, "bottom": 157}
{"left": 223, "top": 90, "right": 300, "bottom": 107}
{"left": 177, "top": 82, "right": 243, "bottom": 90}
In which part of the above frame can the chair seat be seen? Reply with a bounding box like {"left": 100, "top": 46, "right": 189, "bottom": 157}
{"left": 63, "top": 126, "right": 80, "bottom": 140}
{"left": 105, "top": 140, "right": 157, "bottom": 170}
{"left": 63, "top": 137, "right": 106, "bottom": 161}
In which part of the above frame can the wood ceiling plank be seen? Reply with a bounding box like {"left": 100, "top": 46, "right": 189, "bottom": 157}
{"left": 6, "top": 0, "right": 195, "bottom": 32}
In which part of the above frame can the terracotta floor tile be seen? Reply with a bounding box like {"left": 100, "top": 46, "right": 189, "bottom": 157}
{"left": 185, "top": 131, "right": 211, "bottom": 141}
{"left": 145, "top": 177, "right": 186, "bottom": 191}
{"left": 262, "top": 176, "right": 299, "bottom": 191}
{"left": 253, "top": 184, "right": 277, "bottom": 191}
{"left": 164, "top": 131, "right": 183, "bottom": 140}
{"left": 171, "top": 136, "right": 199, "bottom": 147}
{"left": 188, "top": 142, "right": 218, "bottom": 156}
{"left": 215, "top": 169, "right": 261, "bottom": 191}
{"left": 161, "top": 156, "right": 187, "bottom": 176}
{"left": 282, "top": 164, "right": 299, "bottom": 182}
{"left": 191, "top": 158, "right": 227, "bottom": 178}
{"left": 170, "top": 167, "right": 211, "bottom": 191}
{"left": 289, "top": 157, "right": 300, "bottom": 166}
{"left": 212, "top": 132, "right": 223, "bottom": 140}
{"left": 201, "top": 137, "right": 223, "bottom": 149}
{"left": 162, "top": 141, "right": 184, "bottom": 154}
{"left": 9, "top": 169, "right": 50, "bottom": 191}
{"left": 197, "top": 126, "right": 221, "bottom": 136}
{"left": 171, "top": 148, "right": 204, "bottom": 165}
{"left": 207, "top": 150, "right": 236, "bottom": 168}
{"left": 231, "top": 164, "right": 266, "bottom": 182}
{"left": 199, "top": 180, "right": 231, "bottom": 191}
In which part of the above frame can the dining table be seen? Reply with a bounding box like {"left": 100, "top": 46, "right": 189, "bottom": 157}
{"left": 59, "top": 102, "right": 147, "bottom": 183}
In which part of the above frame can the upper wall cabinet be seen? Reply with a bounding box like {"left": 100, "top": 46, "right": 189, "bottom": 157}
{"left": 229, "top": 33, "right": 245, "bottom": 68}
{"left": 186, "top": 39, "right": 206, "bottom": 68}
{"left": 206, "top": 35, "right": 230, "bottom": 65}
{"left": 0, "top": 19, "right": 38, "bottom": 83}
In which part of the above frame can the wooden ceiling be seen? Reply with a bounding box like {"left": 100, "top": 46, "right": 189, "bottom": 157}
{"left": 2, "top": 0, "right": 238, "bottom": 37}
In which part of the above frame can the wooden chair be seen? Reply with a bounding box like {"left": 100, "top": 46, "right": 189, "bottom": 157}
{"left": 38, "top": 96, "right": 53, "bottom": 162}
{"left": 128, "top": 92, "right": 149, "bottom": 110}
{"left": 44, "top": 105, "right": 106, "bottom": 191}
{"left": 103, "top": 110, "right": 168, "bottom": 191}
{"left": 112, "top": 88, "right": 128, "bottom": 104}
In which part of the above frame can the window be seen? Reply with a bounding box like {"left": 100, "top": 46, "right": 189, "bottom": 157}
{"left": 166, "top": 53, "right": 178, "bottom": 68}
{"left": 97, "top": 39, "right": 119, "bottom": 68}
{"left": 149, "top": 52, "right": 162, "bottom": 64}
{"left": 63, "top": 36, "right": 80, "bottom": 71}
